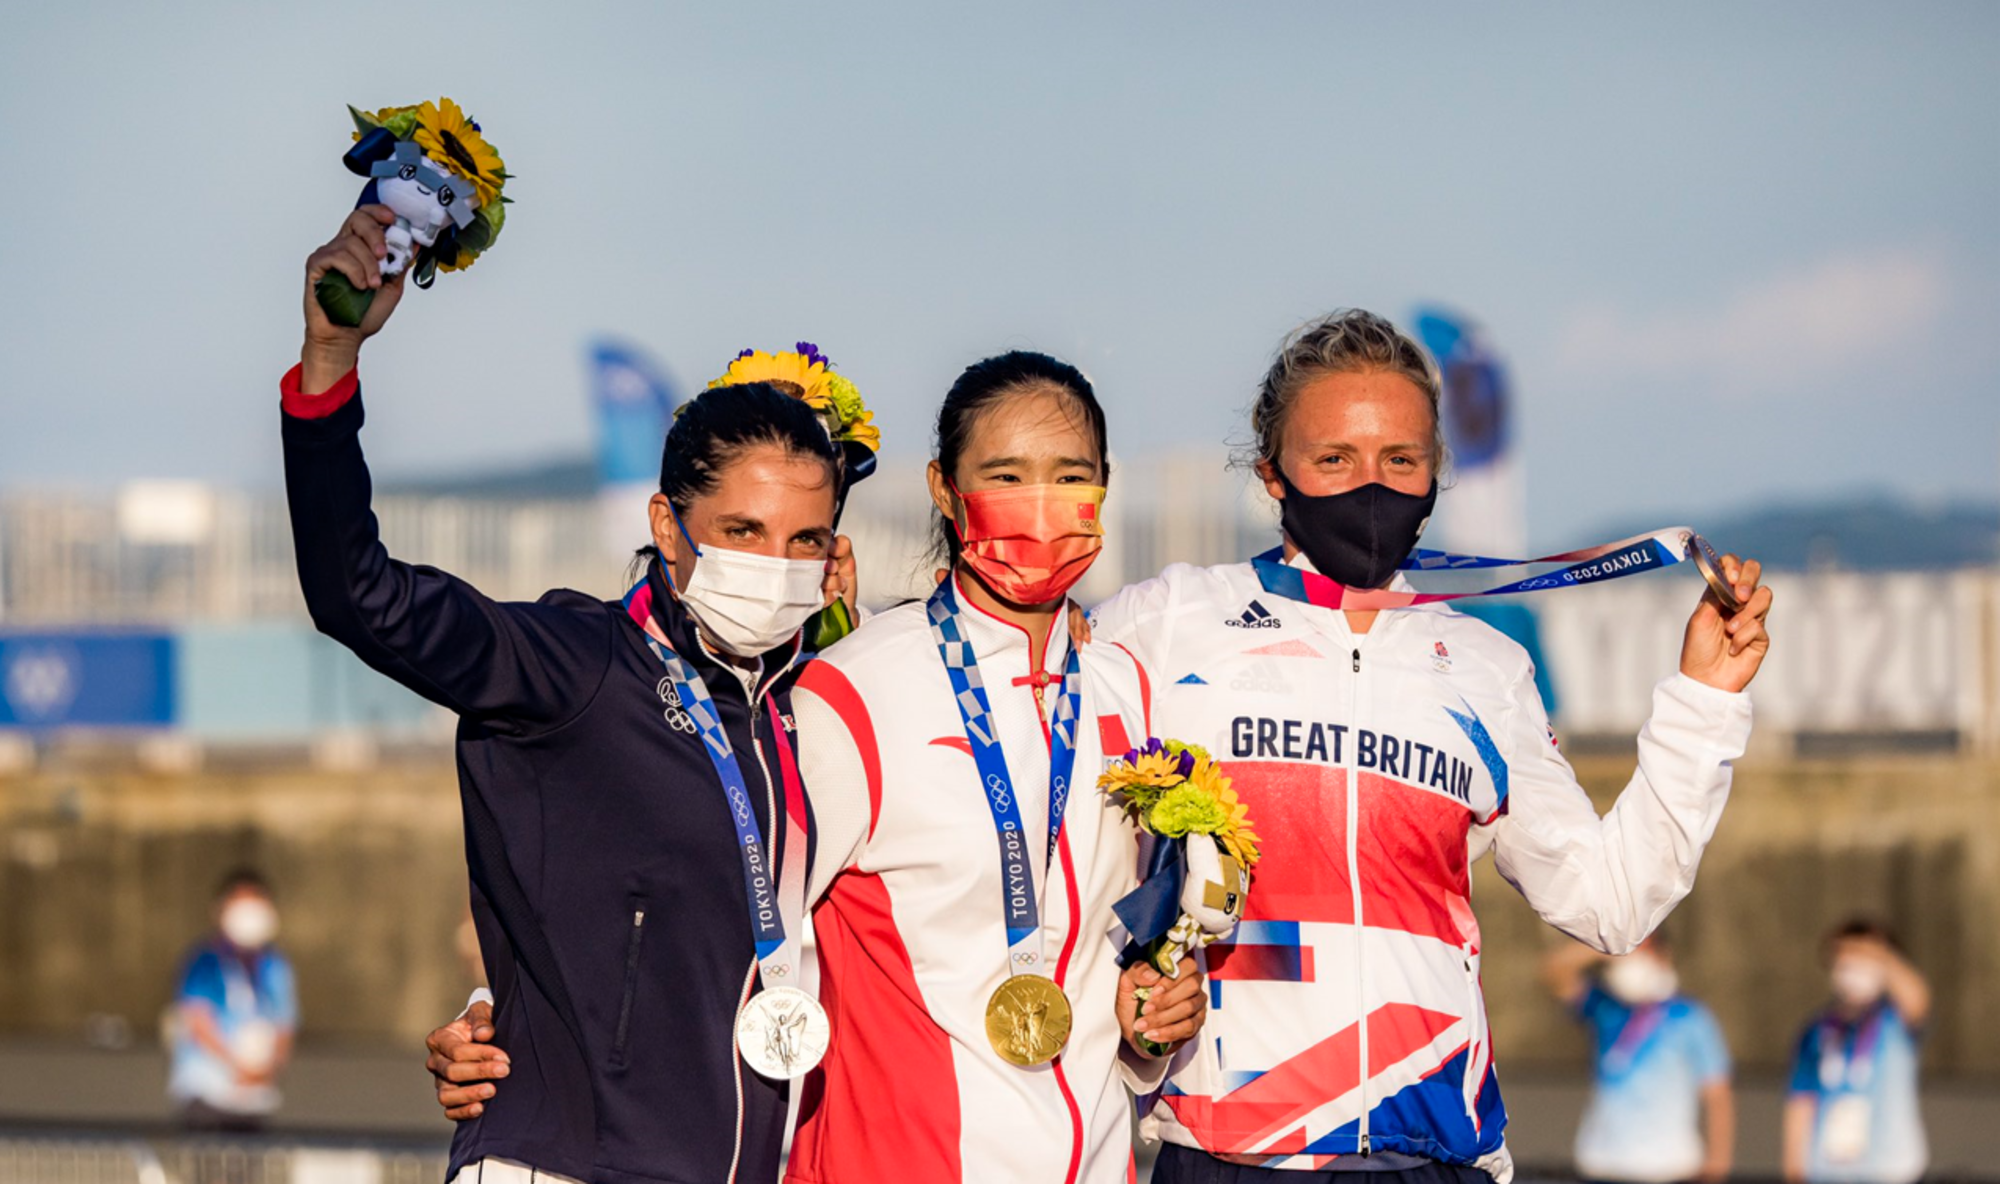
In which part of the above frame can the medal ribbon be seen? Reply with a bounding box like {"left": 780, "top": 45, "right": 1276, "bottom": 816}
{"left": 1602, "top": 1002, "right": 1667, "bottom": 1080}
{"left": 623, "top": 578, "right": 809, "bottom": 991}
{"left": 1818, "top": 1007, "right": 1886, "bottom": 1092}
{"left": 1254, "top": 526, "right": 1702, "bottom": 612}
{"left": 926, "top": 577, "right": 1084, "bottom": 977}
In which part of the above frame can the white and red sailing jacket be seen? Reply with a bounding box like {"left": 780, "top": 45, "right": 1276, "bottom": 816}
{"left": 1089, "top": 559, "right": 1753, "bottom": 1177}
{"left": 788, "top": 578, "right": 1162, "bottom": 1184}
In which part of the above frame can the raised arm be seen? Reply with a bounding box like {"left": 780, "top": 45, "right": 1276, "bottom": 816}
{"left": 284, "top": 208, "right": 612, "bottom": 729}
{"left": 1492, "top": 557, "right": 1767, "bottom": 953}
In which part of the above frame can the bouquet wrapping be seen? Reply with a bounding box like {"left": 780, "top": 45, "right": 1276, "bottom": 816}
{"left": 1098, "top": 738, "right": 1260, "bottom": 1054}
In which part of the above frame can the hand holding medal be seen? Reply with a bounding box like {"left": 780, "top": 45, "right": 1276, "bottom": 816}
{"left": 1677, "top": 534, "right": 1773, "bottom": 695}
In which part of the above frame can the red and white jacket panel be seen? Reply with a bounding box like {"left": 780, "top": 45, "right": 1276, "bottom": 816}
{"left": 788, "top": 580, "right": 1160, "bottom": 1184}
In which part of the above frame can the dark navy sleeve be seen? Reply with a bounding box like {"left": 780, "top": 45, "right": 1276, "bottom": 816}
{"left": 283, "top": 382, "right": 614, "bottom": 732}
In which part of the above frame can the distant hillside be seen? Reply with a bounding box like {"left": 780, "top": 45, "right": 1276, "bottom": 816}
{"left": 1609, "top": 495, "right": 2000, "bottom": 571}
{"left": 381, "top": 456, "right": 599, "bottom": 500}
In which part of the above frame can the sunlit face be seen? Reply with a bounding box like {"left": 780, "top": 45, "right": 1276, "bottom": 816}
{"left": 925, "top": 384, "right": 1105, "bottom": 525}
{"left": 649, "top": 444, "right": 838, "bottom": 590}
{"left": 1257, "top": 369, "right": 1438, "bottom": 501}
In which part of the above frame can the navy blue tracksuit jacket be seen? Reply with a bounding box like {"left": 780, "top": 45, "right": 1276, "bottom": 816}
{"left": 284, "top": 382, "right": 810, "bottom": 1184}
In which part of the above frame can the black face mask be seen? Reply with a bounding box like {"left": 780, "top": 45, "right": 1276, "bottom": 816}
{"left": 1276, "top": 471, "right": 1438, "bottom": 590}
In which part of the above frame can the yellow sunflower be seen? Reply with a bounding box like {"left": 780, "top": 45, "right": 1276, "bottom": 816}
{"left": 413, "top": 97, "right": 505, "bottom": 206}
{"left": 710, "top": 350, "right": 834, "bottom": 405}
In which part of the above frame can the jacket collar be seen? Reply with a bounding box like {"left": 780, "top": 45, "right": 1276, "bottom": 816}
{"left": 944, "top": 573, "right": 1072, "bottom": 679}
{"left": 629, "top": 559, "right": 805, "bottom": 699}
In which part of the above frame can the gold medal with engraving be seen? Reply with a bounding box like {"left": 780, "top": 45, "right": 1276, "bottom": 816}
{"left": 1683, "top": 532, "right": 1743, "bottom": 613}
{"left": 984, "top": 975, "right": 1073, "bottom": 1067}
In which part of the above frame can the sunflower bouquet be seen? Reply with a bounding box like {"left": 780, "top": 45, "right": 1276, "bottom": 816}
{"left": 315, "top": 97, "right": 512, "bottom": 327}
{"left": 708, "top": 343, "right": 882, "bottom": 647}
{"left": 1099, "top": 738, "right": 1260, "bottom": 1053}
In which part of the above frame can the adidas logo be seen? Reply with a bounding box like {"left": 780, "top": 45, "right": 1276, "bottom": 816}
{"left": 1224, "top": 599, "right": 1282, "bottom": 629}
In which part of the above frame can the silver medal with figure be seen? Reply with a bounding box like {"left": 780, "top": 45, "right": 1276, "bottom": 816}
{"left": 734, "top": 985, "right": 829, "bottom": 1080}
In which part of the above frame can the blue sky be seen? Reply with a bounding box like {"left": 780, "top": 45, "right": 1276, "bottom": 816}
{"left": 2, "top": 1, "right": 1995, "bottom": 546}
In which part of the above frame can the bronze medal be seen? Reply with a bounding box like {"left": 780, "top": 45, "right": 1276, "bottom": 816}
{"left": 1683, "top": 532, "right": 1743, "bottom": 613}
{"left": 984, "top": 975, "right": 1073, "bottom": 1067}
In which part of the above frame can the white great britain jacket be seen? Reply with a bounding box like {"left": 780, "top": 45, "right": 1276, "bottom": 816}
{"left": 787, "top": 578, "right": 1161, "bottom": 1184}
{"left": 1089, "top": 557, "right": 1753, "bottom": 1178}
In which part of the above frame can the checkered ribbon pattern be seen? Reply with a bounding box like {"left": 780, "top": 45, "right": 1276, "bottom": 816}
{"left": 926, "top": 578, "right": 1083, "bottom": 972}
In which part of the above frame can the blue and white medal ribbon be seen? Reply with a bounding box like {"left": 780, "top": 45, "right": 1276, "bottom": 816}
{"left": 1254, "top": 526, "right": 1740, "bottom": 613}
{"left": 926, "top": 578, "right": 1083, "bottom": 975}
{"left": 927, "top": 578, "right": 1087, "bottom": 1066}
{"left": 639, "top": 628, "right": 827, "bottom": 1080}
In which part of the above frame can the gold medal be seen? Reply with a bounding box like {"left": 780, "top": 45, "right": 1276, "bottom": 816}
{"left": 984, "top": 975, "right": 1073, "bottom": 1066}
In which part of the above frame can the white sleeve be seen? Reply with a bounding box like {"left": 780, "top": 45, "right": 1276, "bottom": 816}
{"left": 1490, "top": 668, "right": 1752, "bottom": 954}
{"left": 1088, "top": 572, "right": 1179, "bottom": 675}
{"left": 793, "top": 679, "right": 873, "bottom": 904}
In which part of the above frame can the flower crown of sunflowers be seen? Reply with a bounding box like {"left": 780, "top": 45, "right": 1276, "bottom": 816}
{"left": 709, "top": 342, "right": 880, "bottom": 455}
{"left": 345, "top": 98, "right": 511, "bottom": 283}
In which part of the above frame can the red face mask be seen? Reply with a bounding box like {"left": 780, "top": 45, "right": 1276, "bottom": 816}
{"left": 951, "top": 482, "right": 1107, "bottom": 606}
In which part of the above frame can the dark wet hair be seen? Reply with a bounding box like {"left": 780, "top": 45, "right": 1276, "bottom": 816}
{"left": 929, "top": 351, "right": 1109, "bottom": 564}
{"left": 1825, "top": 915, "right": 1904, "bottom": 957}
{"left": 215, "top": 867, "right": 272, "bottom": 900}
{"left": 630, "top": 382, "right": 842, "bottom": 578}
{"left": 660, "top": 381, "right": 842, "bottom": 512}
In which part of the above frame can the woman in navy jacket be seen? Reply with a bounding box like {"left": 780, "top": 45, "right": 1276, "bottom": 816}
{"left": 284, "top": 206, "right": 854, "bottom": 1184}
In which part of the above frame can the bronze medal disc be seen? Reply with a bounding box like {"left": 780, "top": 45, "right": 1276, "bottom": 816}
{"left": 984, "top": 975, "right": 1073, "bottom": 1067}
{"left": 1684, "top": 532, "right": 1743, "bottom": 613}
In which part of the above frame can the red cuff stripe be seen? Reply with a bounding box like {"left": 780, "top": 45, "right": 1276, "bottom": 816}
{"left": 280, "top": 363, "right": 359, "bottom": 419}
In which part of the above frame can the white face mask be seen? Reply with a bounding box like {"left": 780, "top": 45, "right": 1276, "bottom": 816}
{"left": 1831, "top": 957, "right": 1888, "bottom": 1008}
{"left": 673, "top": 545, "right": 826, "bottom": 658}
{"left": 220, "top": 899, "right": 279, "bottom": 949}
{"left": 1602, "top": 952, "right": 1679, "bottom": 1006}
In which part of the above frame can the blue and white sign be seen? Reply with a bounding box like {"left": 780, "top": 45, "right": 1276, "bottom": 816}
{"left": 0, "top": 632, "right": 176, "bottom": 728}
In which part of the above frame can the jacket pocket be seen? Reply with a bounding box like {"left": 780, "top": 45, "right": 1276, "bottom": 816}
{"left": 609, "top": 898, "right": 648, "bottom": 1068}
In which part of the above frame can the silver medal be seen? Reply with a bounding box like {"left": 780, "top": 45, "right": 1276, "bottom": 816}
{"left": 734, "top": 985, "right": 829, "bottom": 1080}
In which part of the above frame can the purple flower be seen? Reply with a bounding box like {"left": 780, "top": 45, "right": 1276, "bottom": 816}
{"left": 795, "top": 341, "right": 832, "bottom": 368}
{"left": 1173, "top": 750, "right": 1196, "bottom": 778}
{"left": 735, "top": 347, "right": 757, "bottom": 361}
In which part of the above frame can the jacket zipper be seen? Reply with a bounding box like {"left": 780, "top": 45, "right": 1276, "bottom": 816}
{"left": 1349, "top": 643, "right": 1370, "bottom": 1157}
{"left": 612, "top": 907, "right": 647, "bottom": 1062}
{"left": 737, "top": 684, "right": 786, "bottom": 1184}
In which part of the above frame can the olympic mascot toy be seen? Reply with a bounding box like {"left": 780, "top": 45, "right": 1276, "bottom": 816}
{"left": 315, "top": 98, "right": 510, "bottom": 327}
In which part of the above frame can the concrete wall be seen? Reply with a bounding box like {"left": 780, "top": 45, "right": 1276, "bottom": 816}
{"left": 4, "top": 750, "right": 1997, "bottom": 1075}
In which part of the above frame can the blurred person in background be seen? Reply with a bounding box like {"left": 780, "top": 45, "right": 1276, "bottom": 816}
{"left": 1784, "top": 919, "right": 1931, "bottom": 1184}
{"left": 167, "top": 868, "right": 297, "bottom": 1132}
{"left": 1543, "top": 934, "right": 1733, "bottom": 1184}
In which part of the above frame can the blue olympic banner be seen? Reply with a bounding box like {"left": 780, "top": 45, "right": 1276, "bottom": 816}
{"left": 0, "top": 632, "right": 176, "bottom": 729}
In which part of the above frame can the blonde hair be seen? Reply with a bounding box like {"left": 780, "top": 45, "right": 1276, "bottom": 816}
{"left": 1242, "top": 309, "right": 1448, "bottom": 474}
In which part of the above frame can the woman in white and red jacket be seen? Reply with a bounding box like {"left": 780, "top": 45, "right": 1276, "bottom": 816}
{"left": 785, "top": 351, "right": 1192, "bottom": 1184}
{"left": 1090, "top": 310, "right": 1774, "bottom": 1184}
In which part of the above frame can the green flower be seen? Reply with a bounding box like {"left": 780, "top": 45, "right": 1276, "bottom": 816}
{"left": 824, "top": 373, "right": 866, "bottom": 423}
{"left": 1149, "top": 784, "right": 1229, "bottom": 839}
{"left": 1162, "top": 740, "right": 1213, "bottom": 765}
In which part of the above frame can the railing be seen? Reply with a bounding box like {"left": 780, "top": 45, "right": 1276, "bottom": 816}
{"left": 0, "top": 1133, "right": 446, "bottom": 1184}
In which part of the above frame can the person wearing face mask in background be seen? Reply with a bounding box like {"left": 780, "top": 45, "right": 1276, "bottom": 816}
{"left": 1086, "top": 309, "right": 1774, "bottom": 1184}
{"left": 283, "top": 212, "right": 864, "bottom": 1184}
{"left": 1784, "top": 920, "right": 1931, "bottom": 1184}
{"left": 1544, "top": 935, "right": 1734, "bottom": 1184}
{"left": 168, "top": 869, "right": 297, "bottom": 1132}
